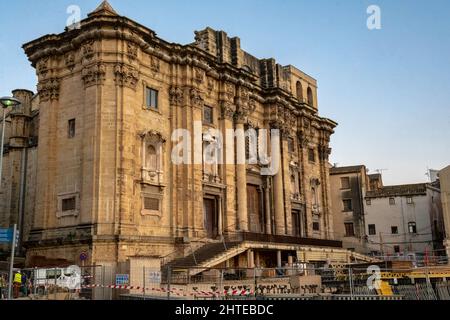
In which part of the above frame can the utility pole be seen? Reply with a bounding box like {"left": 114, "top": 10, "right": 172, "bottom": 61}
{"left": 379, "top": 232, "right": 384, "bottom": 257}
{"left": 0, "top": 97, "right": 22, "bottom": 189}
{"left": 7, "top": 224, "right": 17, "bottom": 300}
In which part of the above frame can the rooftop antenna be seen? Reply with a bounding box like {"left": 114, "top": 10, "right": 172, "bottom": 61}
{"left": 375, "top": 168, "right": 388, "bottom": 175}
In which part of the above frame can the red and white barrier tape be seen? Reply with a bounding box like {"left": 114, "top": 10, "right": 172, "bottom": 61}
{"left": 81, "top": 284, "right": 254, "bottom": 297}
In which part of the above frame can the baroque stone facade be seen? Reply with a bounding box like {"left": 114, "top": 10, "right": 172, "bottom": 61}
{"left": 1, "top": 1, "right": 342, "bottom": 268}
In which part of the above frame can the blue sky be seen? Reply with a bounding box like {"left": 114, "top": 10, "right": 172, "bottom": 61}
{"left": 0, "top": 0, "right": 449, "bottom": 185}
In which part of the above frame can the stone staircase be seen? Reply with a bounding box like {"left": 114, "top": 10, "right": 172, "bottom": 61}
{"left": 161, "top": 237, "right": 380, "bottom": 276}
{"left": 164, "top": 241, "right": 242, "bottom": 269}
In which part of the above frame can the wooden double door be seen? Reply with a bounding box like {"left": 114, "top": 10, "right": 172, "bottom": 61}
{"left": 203, "top": 198, "right": 218, "bottom": 239}
{"left": 247, "top": 184, "right": 263, "bottom": 233}
{"left": 291, "top": 209, "right": 305, "bottom": 237}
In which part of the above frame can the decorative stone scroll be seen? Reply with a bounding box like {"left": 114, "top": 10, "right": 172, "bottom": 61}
{"left": 220, "top": 101, "right": 235, "bottom": 120}
{"left": 169, "top": 86, "right": 184, "bottom": 106}
{"left": 318, "top": 145, "right": 332, "bottom": 161}
{"left": 127, "top": 42, "right": 138, "bottom": 61}
{"left": 37, "top": 78, "right": 60, "bottom": 102}
{"left": 150, "top": 56, "right": 160, "bottom": 73}
{"left": 65, "top": 52, "right": 76, "bottom": 71}
{"left": 190, "top": 88, "right": 204, "bottom": 107}
{"left": 36, "top": 57, "right": 49, "bottom": 78}
{"left": 114, "top": 64, "right": 139, "bottom": 89}
{"left": 206, "top": 78, "right": 215, "bottom": 96}
{"left": 194, "top": 67, "right": 205, "bottom": 84}
{"left": 225, "top": 82, "right": 235, "bottom": 102}
{"left": 81, "top": 63, "right": 106, "bottom": 88}
{"left": 82, "top": 40, "right": 95, "bottom": 62}
{"left": 297, "top": 132, "right": 309, "bottom": 149}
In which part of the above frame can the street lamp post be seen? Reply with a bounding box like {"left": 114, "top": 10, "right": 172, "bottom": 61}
{"left": 0, "top": 97, "right": 22, "bottom": 190}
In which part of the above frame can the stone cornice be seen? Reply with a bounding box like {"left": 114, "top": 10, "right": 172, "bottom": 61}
{"left": 22, "top": 9, "right": 338, "bottom": 131}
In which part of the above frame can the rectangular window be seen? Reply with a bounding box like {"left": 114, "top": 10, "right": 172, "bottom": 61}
{"left": 144, "top": 197, "right": 160, "bottom": 211}
{"left": 406, "top": 197, "right": 413, "bottom": 204}
{"left": 408, "top": 222, "right": 417, "bottom": 234}
{"left": 146, "top": 87, "right": 159, "bottom": 109}
{"left": 344, "top": 223, "right": 355, "bottom": 237}
{"left": 287, "top": 138, "right": 295, "bottom": 153}
{"left": 308, "top": 148, "right": 315, "bottom": 162}
{"left": 203, "top": 106, "right": 213, "bottom": 125}
{"left": 68, "top": 119, "right": 76, "bottom": 139}
{"left": 366, "top": 199, "right": 372, "bottom": 206}
{"left": 343, "top": 199, "right": 353, "bottom": 212}
{"left": 394, "top": 246, "right": 401, "bottom": 253}
{"left": 341, "top": 177, "right": 350, "bottom": 189}
{"left": 313, "top": 222, "right": 320, "bottom": 231}
{"left": 391, "top": 226, "right": 398, "bottom": 234}
{"left": 389, "top": 197, "right": 396, "bottom": 205}
{"left": 368, "top": 224, "right": 376, "bottom": 235}
{"left": 62, "top": 197, "right": 76, "bottom": 212}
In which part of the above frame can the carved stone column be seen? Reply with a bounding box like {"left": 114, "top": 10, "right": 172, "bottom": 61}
{"left": 247, "top": 249, "right": 255, "bottom": 268}
{"left": 264, "top": 177, "right": 272, "bottom": 235}
{"left": 319, "top": 142, "right": 333, "bottom": 239}
{"left": 220, "top": 101, "right": 237, "bottom": 232}
{"left": 189, "top": 87, "right": 205, "bottom": 237}
{"left": 235, "top": 119, "right": 249, "bottom": 232}
{"left": 234, "top": 86, "right": 253, "bottom": 232}
{"left": 273, "top": 138, "right": 285, "bottom": 235}
{"left": 217, "top": 196, "right": 223, "bottom": 236}
{"left": 281, "top": 136, "right": 293, "bottom": 235}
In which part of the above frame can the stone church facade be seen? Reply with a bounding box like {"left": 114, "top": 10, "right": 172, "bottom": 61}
{"left": 1, "top": 2, "right": 362, "bottom": 269}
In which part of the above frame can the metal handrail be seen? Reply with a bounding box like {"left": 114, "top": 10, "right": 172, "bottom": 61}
{"left": 161, "top": 222, "right": 241, "bottom": 267}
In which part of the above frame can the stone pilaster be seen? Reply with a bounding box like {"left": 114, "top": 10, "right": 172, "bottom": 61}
{"left": 235, "top": 119, "right": 248, "bottom": 232}
{"left": 318, "top": 143, "right": 333, "bottom": 239}
{"left": 220, "top": 101, "right": 237, "bottom": 232}
{"left": 281, "top": 136, "right": 292, "bottom": 235}
{"left": 189, "top": 88, "right": 204, "bottom": 238}
{"left": 264, "top": 177, "right": 272, "bottom": 234}
{"left": 273, "top": 141, "right": 285, "bottom": 235}
{"left": 35, "top": 71, "right": 60, "bottom": 231}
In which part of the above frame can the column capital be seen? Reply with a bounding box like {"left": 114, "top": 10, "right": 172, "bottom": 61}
{"left": 189, "top": 87, "right": 204, "bottom": 108}
{"left": 318, "top": 144, "right": 332, "bottom": 161}
{"left": 169, "top": 86, "right": 184, "bottom": 106}
{"left": 219, "top": 100, "right": 236, "bottom": 121}
{"left": 37, "top": 78, "right": 60, "bottom": 102}
{"left": 270, "top": 120, "right": 290, "bottom": 140}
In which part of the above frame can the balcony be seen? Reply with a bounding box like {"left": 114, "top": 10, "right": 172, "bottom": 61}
{"left": 224, "top": 232, "right": 342, "bottom": 248}
{"left": 141, "top": 168, "right": 163, "bottom": 186}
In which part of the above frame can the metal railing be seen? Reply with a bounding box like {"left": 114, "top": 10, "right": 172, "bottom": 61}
{"left": 2, "top": 264, "right": 450, "bottom": 301}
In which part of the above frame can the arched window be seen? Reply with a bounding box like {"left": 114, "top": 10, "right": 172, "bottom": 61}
{"left": 146, "top": 144, "right": 157, "bottom": 171}
{"left": 296, "top": 81, "right": 303, "bottom": 101}
{"left": 307, "top": 87, "right": 314, "bottom": 106}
